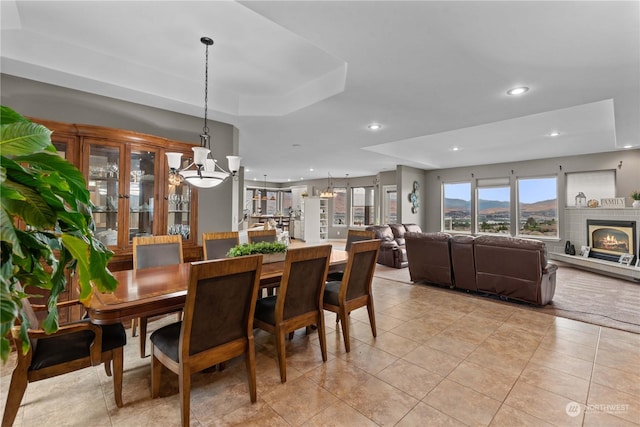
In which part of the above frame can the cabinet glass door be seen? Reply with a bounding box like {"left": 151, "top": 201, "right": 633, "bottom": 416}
{"left": 166, "top": 154, "right": 193, "bottom": 241}
{"left": 128, "top": 149, "right": 157, "bottom": 243}
{"left": 87, "top": 145, "right": 120, "bottom": 247}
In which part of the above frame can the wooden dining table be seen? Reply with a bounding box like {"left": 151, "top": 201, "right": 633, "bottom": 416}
{"left": 86, "top": 250, "right": 348, "bottom": 325}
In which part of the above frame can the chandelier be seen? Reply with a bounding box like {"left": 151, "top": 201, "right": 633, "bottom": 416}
{"left": 320, "top": 173, "right": 336, "bottom": 198}
{"left": 166, "top": 37, "right": 241, "bottom": 189}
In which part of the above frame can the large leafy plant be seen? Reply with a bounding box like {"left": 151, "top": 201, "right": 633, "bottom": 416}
{"left": 0, "top": 106, "right": 117, "bottom": 362}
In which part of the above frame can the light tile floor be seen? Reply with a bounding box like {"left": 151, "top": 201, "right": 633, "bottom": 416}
{"left": 2, "top": 276, "right": 639, "bottom": 426}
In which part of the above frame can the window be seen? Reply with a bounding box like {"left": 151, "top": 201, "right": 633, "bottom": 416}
{"left": 517, "top": 177, "right": 558, "bottom": 238}
{"left": 476, "top": 178, "right": 510, "bottom": 234}
{"left": 282, "top": 191, "right": 292, "bottom": 215}
{"left": 351, "top": 187, "right": 375, "bottom": 226}
{"left": 442, "top": 182, "right": 471, "bottom": 232}
{"left": 332, "top": 187, "right": 347, "bottom": 225}
{"left": 565, "top": 170, "right": 615, "bottom": 207}
{"left": 383, "top": 186, "right": 397, "bottom": 224}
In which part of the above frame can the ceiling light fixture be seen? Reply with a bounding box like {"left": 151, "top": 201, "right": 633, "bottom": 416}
{"left": 549, "top": 131, "right": 560, "bottom": 137}
{"left": 367, "top": 123, "right": 382, "bottom": 131}
{"left": 166, "top": 37, "right": 241, "bottom": 189}
{"left": 506, "top": 86, "right": 529, "bottom": 96}
{"left": 320, "top": 173, "right": 336, "bottom": 198}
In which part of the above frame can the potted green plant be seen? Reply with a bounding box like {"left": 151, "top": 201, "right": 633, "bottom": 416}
{"left": 0, "top": 106, "right": 117, "bottom": 362}
{"left": 227, "top": 241, "right": 288, "bottom": 263}
{"left": 632, "top": 191, "right": 640, "bottom": 208}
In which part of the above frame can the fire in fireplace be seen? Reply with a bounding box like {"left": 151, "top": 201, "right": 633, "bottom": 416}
{"left": 586, "top": 220, "right": 637, "bottom": 263}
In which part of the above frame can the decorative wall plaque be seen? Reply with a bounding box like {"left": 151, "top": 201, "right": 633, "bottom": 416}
{"left": 600, "top": 197, "right": 626, "bottom": 208}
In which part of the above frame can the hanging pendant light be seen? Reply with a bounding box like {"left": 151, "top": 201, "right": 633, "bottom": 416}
{"left": 166, "top": 37, "right": 241, "bottom": 189}
{"left": 320, "top": 172, "right": 336, "bottom": 198}
{"left": 262, "top": 175, "right": 268, "bottom": 201}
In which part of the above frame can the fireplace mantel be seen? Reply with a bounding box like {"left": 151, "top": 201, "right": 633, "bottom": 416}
{"left": 554, "top": 207, "right": 640, "bottom": 282}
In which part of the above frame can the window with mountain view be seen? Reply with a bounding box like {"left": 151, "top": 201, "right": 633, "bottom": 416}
{"left": 443, "top": 182, "right": 471, "bottom": 232}
{"left": 476, "top": 179, "right": 511, "bottom": 234}
{"left": 517, "top": 176, "right": 558, "bottom": 238}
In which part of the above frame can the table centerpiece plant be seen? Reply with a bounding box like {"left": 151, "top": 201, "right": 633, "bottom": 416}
{"left": 227, "top": 241, "right": 287, "bottom": 263}
{"left": 0, "top": 106, "right": 117, "bottom": 362}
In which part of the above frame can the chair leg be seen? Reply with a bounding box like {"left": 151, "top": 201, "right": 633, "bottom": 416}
{"left": 112, "top": 347, "right": 124, "bottom": 408}
{"left": 139, "top": 317, "right": 148, "bottom": 358}
{"left": 339, "top": 306, "right": 351, "bottom": 352}
{"left": 316, "top": 311, "right": 328, "bottom": 362}
{"left": 366, "top": 299, "right": 377, "bottom": 337}
{"left": 2, "top": 364, "right": 28, "bottom": 427}
{"left": 275, "top": 328, "right": 287, "bottom": 383}
{"left": 245, "top": 336, "right": 257, "bottom": 403}
{"left": 131, "top": 318, "right": 138, "bottom": 337}
{"left": 104, "top": 358, "right": 113, "bottom": 376}
{"left": 150, "top": 348, "right": 162, "bottom": 398}
{"left": 179, "top": 366, "right": 191, "bottom": 427}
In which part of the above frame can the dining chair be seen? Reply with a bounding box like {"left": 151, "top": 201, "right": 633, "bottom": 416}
{"left": 202, "top": 231, "right": 239, "bottom": 260}
{"left": 327, "top": 229, "right": 376, "bottom": 281}
{"left": 132, "top": 234, "right": 184, "bottom": 358}
{"left": 150, "top": 255, "right": 262, "bottom": 427}
{"left": 253, "top": 244, "right": 332, "bottom": 383}
{"left": 323, "top": 239, "right": 381, "bottom": 352}
{"left": 247, "top": 229, "right": 277, "bottom": 243}
{"left": 2, "top": 296, "right": 126, "bottom": 427}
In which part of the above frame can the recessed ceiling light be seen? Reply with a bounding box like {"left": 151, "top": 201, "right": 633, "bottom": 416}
{"left": 623, "top": 144, "right": 633, "bottom": 149}
{"left": 549, "top": 131, "right": 560, "bottom": 137}
{"left": 507, "top": 86, "right": 529, "bottom": 96}
{"left": 292, "top": 143, "right": 301, "bottom": 148}
{"left": 451, "top": 146, "right": 460, "bottom": 151}
{"left": 309, "top": 168, "right": 314, "bottom": 172}
{"left": 367, "top": 123, "right": 382, "bottom": 131}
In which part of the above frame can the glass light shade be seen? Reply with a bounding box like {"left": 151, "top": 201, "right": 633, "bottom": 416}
{"left": 166, "top": 152, "right": 183, "bottom": 170}
{"left": 227, "top": 156, "right": 241, "bottom": 173}
{"left": 181, "top": 170, "right": 228, "bottom": 188}
{"left": 192, "top": 146, "right": 210, "bottom": 165}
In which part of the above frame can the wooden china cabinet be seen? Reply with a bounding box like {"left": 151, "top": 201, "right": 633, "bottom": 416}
{"left": 35, "top": 118, "right": 203, "bottom": 272}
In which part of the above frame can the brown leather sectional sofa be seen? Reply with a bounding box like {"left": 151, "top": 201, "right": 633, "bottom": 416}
{"left": 405, "top": 232, "right": 558, "bottom": 305}
{"left": 365, "top": 224, "right": 422, "bottom": 268}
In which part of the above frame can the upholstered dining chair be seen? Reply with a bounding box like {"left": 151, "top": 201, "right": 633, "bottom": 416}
{"left": 2, "top": 296, "right": 126, "bottom": 427}
{"left": 150, "top": 255, "right": 262, "bottom": 427}
{"left": 327, "top": 229, "right": 376, "bottom": 281}
{"left": 323, "top": 239, "right": 381, "bottom": 352}
{"left": 247, "top": 229, "right": 277, "bottom": 243}
{"left": 132, "top": 234, "right": 183, "bottom": 358}
{"left": 202, "top": 231, "right": 239, "bottom": 260}
{"left": 253, "top": 244, "right": 332, "bottom": 383}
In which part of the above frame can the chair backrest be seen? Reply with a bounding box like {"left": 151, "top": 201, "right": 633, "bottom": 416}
{"left": 181, "top": 255, "right": 262, "bottom": 357}
{"left": 133, "top": 235, "right": 183, "bottom": 270}
{"left": 341, "top": 240, "right": 381, "bottom": 302}
{"left": 276, "top": 245, "right": 332, "bottom": 321}
{"left": 345, "top": 229, "right": 376, "bottom": 252}
{"left": 248, "top": 229, "right": 277, "bottom": 243}
{"left": 202, "top": 231, "right": 239, "bottom": 260}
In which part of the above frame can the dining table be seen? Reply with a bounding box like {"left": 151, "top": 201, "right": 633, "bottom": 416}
{"left": 86, "top": 249, "right": 348, "bottom": 325}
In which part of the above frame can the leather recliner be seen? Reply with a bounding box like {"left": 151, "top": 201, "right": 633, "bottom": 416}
{"left": 404, "top": 231, "right": 453, "bottom": 286}
{"left": 366, "top": 224, "right": 422, "bottom": 268}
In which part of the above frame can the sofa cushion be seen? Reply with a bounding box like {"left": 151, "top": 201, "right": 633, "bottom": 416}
{"left": 366, "top": 225, "right": 396, "bottom": 243}
{"left": 403, "top": 224, "right": 422, "bottom": 233}
{"left": 388, "top": 224, "right": 407, "bottom": 245}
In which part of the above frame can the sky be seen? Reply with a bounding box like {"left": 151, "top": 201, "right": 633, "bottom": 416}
{"left": 444, "top": 178, "right": 557, "bottom": 203}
